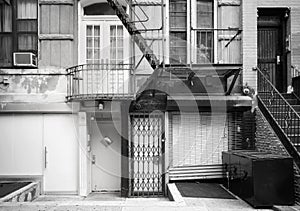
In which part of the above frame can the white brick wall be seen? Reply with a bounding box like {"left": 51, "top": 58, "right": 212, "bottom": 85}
{"left": 242, "top": 0, "right": 258, "bottom": 90}
{"left": 242, "top": 0, "right": 300, "bottom": 90}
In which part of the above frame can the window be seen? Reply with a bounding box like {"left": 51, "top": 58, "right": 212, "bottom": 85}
{"left": 110, "top": 25, "right": 124, "bottom": 65}
{"left": 0, "top": 0, "right": 38, "bottom": 67}
{"left": 196, "top": 0, "right": 213, "bottom": 63}
{"left": 84, "top": 3, "right": 116, "bottom": 16}
{"left": 169, "top": 0, "right": 187, "bottom": 64}
{"left": 86, "top": 25, "right": 101, "bottom": 64}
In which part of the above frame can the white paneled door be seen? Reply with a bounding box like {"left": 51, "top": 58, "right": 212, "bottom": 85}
{"left": 80, "top": 18, "right": 130, "bottom": 95}
{"left": 43, "top": 115, "right": 78, "bottom": 194}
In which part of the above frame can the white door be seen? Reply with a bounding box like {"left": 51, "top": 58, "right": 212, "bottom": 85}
{"left": 90, "top": 120, "right": 121, "bottom": 192}
{"left": 43, "top": 115, "right": 78, "bottom": 194}
{"left": 80, "top": 18, "right": 130, "bottom": 95}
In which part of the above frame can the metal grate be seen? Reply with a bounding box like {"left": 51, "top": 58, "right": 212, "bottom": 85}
{"left": 130, "top": 112, "right": 165, "bottom": 197}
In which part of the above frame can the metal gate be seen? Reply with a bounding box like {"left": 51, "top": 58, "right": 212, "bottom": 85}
{"left": 130, "top": 112, "right": 165, "bottom": 197}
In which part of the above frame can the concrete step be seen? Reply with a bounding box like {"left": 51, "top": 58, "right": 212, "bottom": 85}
{"left": 281, "top": 93, "right": 298, "bottom": 100}
{"left": 267, "top": 105, "right": 300, "bottom": 113}
{"left": 285, "top": 99, "right": 300, "bottom": 105}
{"left": 282, "top": 126, "right": 300, "bottom": 134}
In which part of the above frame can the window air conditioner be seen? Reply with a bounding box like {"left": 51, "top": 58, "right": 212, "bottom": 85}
{"left": 13, "top": 52, "right": 37, "bottom": 67}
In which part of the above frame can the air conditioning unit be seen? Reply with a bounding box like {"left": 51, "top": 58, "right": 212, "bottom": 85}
{"left": 13, "top": 52, "right": 37, "bottom": 67}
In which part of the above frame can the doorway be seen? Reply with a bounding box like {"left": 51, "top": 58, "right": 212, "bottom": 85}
{"left": 43, "top": 115, "right": 78, "bottom": 194}
{"left": 129, "top": 113, "right": 165, "bottom": 197}
{"left": 90, "top": 118, "right": 121, "bottom": 192}
{"left": 80, "top": 16, "right": 130, "bottom": 95}
{"left": 257, "top": 8, "right": 288, "bottom": 93}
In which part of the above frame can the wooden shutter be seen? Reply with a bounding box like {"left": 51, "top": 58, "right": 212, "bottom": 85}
{"left": 39, "top": 0, "right": 75, "bottom": 67}
{"left": 217, "top": 0, "right": 241, "bottom": 64}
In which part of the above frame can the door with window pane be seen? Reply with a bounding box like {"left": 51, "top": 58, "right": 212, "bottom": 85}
{"left": 81, "top": 20, "right": 129, "bottom": 95}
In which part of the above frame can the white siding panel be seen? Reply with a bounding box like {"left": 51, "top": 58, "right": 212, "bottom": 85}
{"left": 0, "top": 114, "right": 43, "bottom": 176}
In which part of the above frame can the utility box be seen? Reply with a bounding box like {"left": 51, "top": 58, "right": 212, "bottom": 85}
{"left": 222, "top": 150, "right": 294, "bottom": 208}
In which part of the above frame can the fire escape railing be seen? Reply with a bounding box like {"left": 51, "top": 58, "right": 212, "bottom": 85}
{"left": 66, "top": 63, "right": 134, "bottom": 101}
{"left": 257, "top": 67, "right": 300, "bottom": 168}
{"left": 107, "top": 0, "right": 165, "bottom": 96}
{"left": 107, "top": 0, "right": 161, "bottom": 70}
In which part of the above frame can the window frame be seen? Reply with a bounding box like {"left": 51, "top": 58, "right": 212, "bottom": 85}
{"left": 169, "top": 0, "right": 188, "bottom": 64}
{"left": 195, "top": 0, "right": 214, "bottom": 64}
{"left": 0, "top": 0, "right": 38, "bottom": 68}
{"left": 168, "top": 0, "right": 218, "bottom": 65}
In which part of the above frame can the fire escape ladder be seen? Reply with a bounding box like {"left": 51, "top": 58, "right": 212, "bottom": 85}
{"left": 106, "top": 0, "right": 160, "bottom": 70}
{"left": 257, "top": 67, "right": 300, "bottom": 170}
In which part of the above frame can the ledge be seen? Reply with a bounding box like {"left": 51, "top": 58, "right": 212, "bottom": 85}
{"left": 39, "top": 34, "right": 74, "bottom": 41}
{"left": 0, "top": 102, "right": 80, "bottom": 113}
{"left": 39, "top": 0, "right": 73, "bottom": 5}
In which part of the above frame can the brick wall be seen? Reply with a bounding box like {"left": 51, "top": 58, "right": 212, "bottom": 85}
{"left": 242, "top": 0, "right": 258, "bottom": 90}
{"left": 255, "top": 109, "right": 300, "bottom": 203}
{"left": 242, "top": 0, "right": 300, "bottom": 90}
{"left": 257, "top": 0, "right": 300, "bottom": 70}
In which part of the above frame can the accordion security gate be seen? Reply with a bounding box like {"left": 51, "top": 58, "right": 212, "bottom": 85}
{"left": 130, "top": 113, "right": 165, "bottom": 197}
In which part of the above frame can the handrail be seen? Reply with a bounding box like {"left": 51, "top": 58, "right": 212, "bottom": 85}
{"left": 126, "top": 0, "right": 150, "bottom": 24}
{"left": 257, "top": 67, "right": 300, "bottom": 119}
{"left": 125, "top": 0, "right": 163, "bottom": 31}
{"left": 257, "top": 66, "right": 300, "bottom": 169}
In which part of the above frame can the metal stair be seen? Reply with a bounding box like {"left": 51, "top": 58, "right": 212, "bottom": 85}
{"left": 257, "top": 67, "right": 300, "bottom": 168}
{"left": 106, "top": 0, "right": 160, "bottom": 70}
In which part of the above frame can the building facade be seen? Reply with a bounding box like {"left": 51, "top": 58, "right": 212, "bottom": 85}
{"left": 0, "top": 0, "right": 300, "bottom": 198}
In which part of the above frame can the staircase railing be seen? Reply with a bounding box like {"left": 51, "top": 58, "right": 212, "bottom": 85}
{"left": 257, "top": 67, "right": 300, "bottom": 168}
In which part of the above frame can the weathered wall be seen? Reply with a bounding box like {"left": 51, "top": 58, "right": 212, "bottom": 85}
{"left": 0, "top": 0, "right": 77, "bottom": 104}
{"left": 255, "top": 109, "right": 300, "bottom": 203}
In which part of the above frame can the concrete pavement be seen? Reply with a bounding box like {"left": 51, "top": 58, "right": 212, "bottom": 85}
{"left": 0, "top": 194, "right": 276, "bottom": 211}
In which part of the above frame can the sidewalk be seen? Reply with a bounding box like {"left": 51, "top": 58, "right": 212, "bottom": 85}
{"left": 0, "top": 194, "right": 275, "bottom": 211}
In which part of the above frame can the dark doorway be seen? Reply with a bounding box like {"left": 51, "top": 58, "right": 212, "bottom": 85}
{"left": 258, "top": 8, "right": 288, "bottom": 93}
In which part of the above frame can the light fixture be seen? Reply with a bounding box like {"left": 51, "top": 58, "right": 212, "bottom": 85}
{"left": 101, "top": 136, "right": 113, "bottom": 147}
{"left": 98, "top": 102, "right": 104, "bottom": 110}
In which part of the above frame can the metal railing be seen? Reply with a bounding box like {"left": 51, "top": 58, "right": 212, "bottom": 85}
{"left": 66, "top": 63, "right": 135, "bottom": 101}
{"left": 257, "top": 67, "right": 300, "bottom": 147}
{"left": 191, "top": 28, "right": 242, "bottom": 65}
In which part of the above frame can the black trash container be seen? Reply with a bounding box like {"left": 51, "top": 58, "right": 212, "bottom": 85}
{"left": 222, "top": 150, "right": 294, "bottom": 208}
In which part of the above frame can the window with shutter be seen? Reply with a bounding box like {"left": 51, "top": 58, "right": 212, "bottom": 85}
{"left": 0, "top": 0, "right": 37, "bottom": 67}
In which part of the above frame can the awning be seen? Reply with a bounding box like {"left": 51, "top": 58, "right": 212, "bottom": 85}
{"left": 166, "top": 95, "right": 252, "bottom": 112}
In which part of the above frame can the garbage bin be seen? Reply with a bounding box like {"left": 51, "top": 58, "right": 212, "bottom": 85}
{"left": 222, "top": 150, "right": 294, "bottom": 208}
